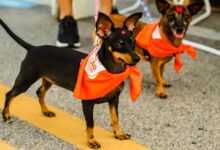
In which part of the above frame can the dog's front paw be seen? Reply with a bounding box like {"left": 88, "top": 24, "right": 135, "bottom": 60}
{"left": 43, "top": 111, "right": 56, "bottom": 117}
{"left": 88, "top": 139, "right": 101, "bottom": 149}
{"left": 2, "top": 112, "right": 11, "bottom": 122}
{"left": 115, "top": 133, "right": 131, "bottom": 140}
{"left": 157, "top": 92, "right": 168, "bottom": 99}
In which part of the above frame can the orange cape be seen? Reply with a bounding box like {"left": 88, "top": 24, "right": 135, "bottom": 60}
{"left": 136, "top": 22, "right": 196, "bottom": 73}
{"left": 73, "top": 47, "right": 142, "bottom": 101}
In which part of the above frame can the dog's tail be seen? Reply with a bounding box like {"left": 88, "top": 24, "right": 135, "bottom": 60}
{"left": 0, "top": 18, "right": 33, "bottom": 51}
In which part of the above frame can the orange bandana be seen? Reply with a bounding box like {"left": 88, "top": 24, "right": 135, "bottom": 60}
{"left": 136, "top": 22, "right": 196, "bottom": 73}
{"left": 73, "top": 46, "right": 142, "bottom": 101}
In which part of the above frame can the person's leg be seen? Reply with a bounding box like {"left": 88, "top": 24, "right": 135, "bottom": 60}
{"left": 56, "top": 0, "right": 81, "bottom": 48}
{"left": 59, "top": 0, "right": 72, "bottom": 19}
{"left": 100, "top": 0, "right": 113, "bottom": 16}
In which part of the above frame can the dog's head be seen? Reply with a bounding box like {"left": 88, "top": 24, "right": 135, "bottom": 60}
{"left": 96, "top": 12, "right": 142, "bottom": 66}
{"left": 156, "top": 0, "right": 204, "bottom": 40}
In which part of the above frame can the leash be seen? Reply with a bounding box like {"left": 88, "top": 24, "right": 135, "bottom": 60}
{"left": 94, "top": 0, "right": 99, "bottom": 22}
{"left": 94, "top": 0, "right": 101, "bottom": 46}
{"left": 140, "top": 0, "right": 154, "bottom": 24}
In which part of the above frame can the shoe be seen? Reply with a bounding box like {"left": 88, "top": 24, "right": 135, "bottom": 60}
{"left": 56, "top": 16, "right": 81, "bottom": 48}
{"left": 111, "top": 6, "right": 119, "bottom": 14}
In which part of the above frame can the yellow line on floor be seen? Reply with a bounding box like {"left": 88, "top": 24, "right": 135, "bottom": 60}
{"left": 0, "top": 140, "right": 16, "bottom": 150}
{"left": 0, "top": 84, "right": 150, "bottom": 150}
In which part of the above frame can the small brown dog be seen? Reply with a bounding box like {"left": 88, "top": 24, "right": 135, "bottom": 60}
{"left": 109, "top": 0, "right": 204, "bottom": 98}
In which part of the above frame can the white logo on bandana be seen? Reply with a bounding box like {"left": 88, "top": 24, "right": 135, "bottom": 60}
{"left": 85, "top": 46, "right": 106, "bottom": 79}
{"left": 152, "top": 26, "right": 162, "bottom": 39}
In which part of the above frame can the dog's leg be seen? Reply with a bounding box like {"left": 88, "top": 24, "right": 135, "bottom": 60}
{"left": 150, "top": 58, "right": 167, "bottom": 99}
{"left": 2, "top": 92, "right": 15, "bottom": 122}
{"left": 109, "top": 96, "right": 130, "bottom": 140}
{"left": 160, "top": 63, "right": 172, "bottom": 88}
{"left": 2, "top": 72, "right": 38, "bottom": 122}
{"left": 82, "top": 101, "right": 101, "bottom": 149}
{"left": 36, "top": 79, "right": 55, "bottom": 117}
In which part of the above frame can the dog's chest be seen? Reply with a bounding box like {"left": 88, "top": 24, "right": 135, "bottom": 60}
{"left": 95, "top": 83, "right": 124, "bottom": 104}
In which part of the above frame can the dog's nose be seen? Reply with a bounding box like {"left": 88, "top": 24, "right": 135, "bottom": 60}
{"left": 176, "top": 27, "right": 184, "bottom": 33}
{"left": 133, "top": 56, "right": 140, "bottom": 62}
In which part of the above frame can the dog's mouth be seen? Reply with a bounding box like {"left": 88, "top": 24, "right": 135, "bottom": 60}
{"left": 118, "top": 58, "right": 137, "bottom": 66}
{"left": 173, "top": 29, "right": 185, "bottom": 39}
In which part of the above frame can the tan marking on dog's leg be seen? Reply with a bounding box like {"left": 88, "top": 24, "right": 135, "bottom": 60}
{"left": 2, "top": 97, "right": 14, "bottom": 121}
{"left": 109, "top": 105, "right": 120, "bottom": 134}
{"left": 86, "top": 128, "right": 101, "bottom": 149}
{"left": 38, "top": 79, "right": 55, "bottom": 117}
{"left": 109, "top": 105, "right": 131, "bottom": 140}
{"left": 150, "top": 59, "right": 167, "bottom": 99}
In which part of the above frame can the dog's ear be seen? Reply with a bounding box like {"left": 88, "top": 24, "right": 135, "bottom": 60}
{"left": 187, "top": 2, "right": 204, "bottom": 16}
{"left": 123, "top": 12, "right": 142, "bottom": 32}
{"left": 156, "top": 0, "right": 170, "bottom": 15}
{"left": 96, "top": 12, "right": 114, "bottom": 39}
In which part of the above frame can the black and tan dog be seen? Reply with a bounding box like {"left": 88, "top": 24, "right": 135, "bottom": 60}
{"left": 110, "top": 0, "right": 204, "bottom": 98}
{"left": 0, "top": 12, "right": 142, "bottom": 149}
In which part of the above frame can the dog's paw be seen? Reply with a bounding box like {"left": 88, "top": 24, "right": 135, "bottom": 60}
{"left": 157, "top": 93, "right": 168, "bottom": 99}
{"left": 2, "top": 113, "right": 11, "bottom": 122}
{"left": 115, "top": 133, "right": 131, "bottom": 140}
{"left": 3, "top": 116, "right": 11, "bottom": 122}
{"left": 88, "top": 139, "right": 101, "bottom": 149}
{"left": 43, "top": 111, "right": 56, "bottom": 117}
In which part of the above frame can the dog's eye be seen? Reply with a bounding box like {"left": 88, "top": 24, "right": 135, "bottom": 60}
{"left": 184, "top": 14, "right": 189, "bottom": 20}
{"left": 115, "top": 42, "right": 122, "bottom": 48}
{"left": 168, "top": 14, "right": 175, "bottom": 20}
{"left": 130, "top": 38, "right": 136, "bottom": 45}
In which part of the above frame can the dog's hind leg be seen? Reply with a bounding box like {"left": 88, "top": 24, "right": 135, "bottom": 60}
{"left": 82, "top": 101, "right": 101, "bottom": 149}
{"left": 36, "top": 78, "right": 55, "bottom": 117}
{"left": 109, "top": 96, "right": 131, "bottom": 140}
{"left": 2, "top": 71, "right": 39, "bottom": 122}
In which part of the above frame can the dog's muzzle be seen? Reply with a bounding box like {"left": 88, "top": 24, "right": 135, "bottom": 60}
{"left": 173, "top": 27, "right": 185, "bottom": 39}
